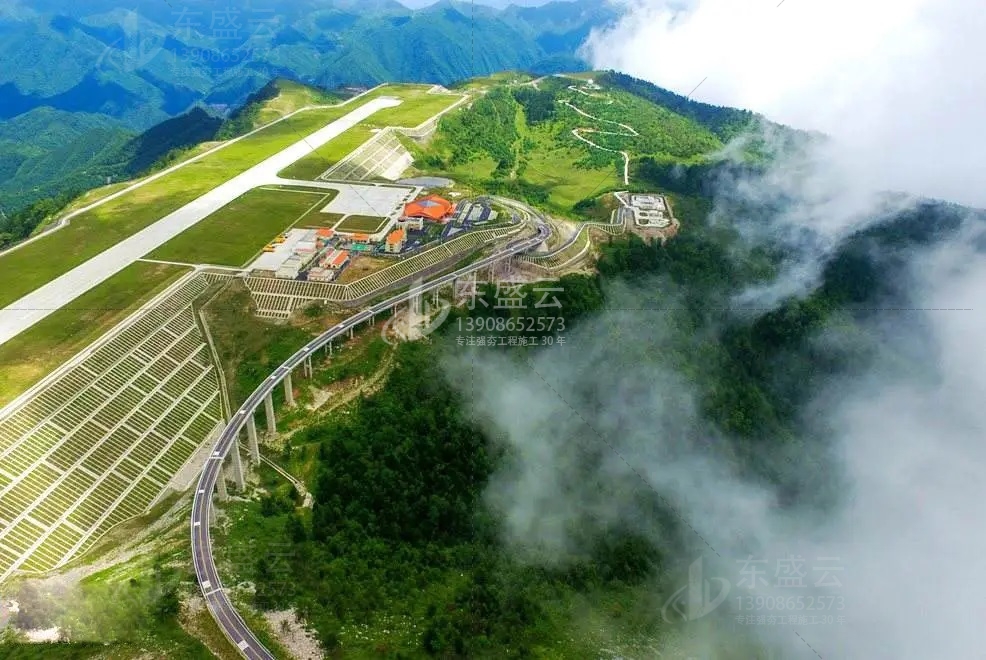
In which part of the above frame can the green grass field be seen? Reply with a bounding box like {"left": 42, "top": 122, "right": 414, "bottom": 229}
{"left": 434, "top": 130, "right": 621, "bottom": 215}
{"left": 147, "top": 187, "right": 336, "bottom": 267}
{"left": 0, "top": 261, "right": 189, "bottom": 408}
{"left": 278, "top": 90, "right": 465, "bottom": 181}
{"left": 0, "top": 85, "right": 432, "bottom": 310}
{"left": 523, "top": 140, "right": 622, "bottom": 210}
{"left": 313, "top": 212, "right": 345, "bottom": 227}
{"left": 333, "top": 214, "right": 389, "bottom": 234}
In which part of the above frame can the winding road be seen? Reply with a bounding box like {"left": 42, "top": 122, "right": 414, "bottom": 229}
{"left": 561, "top": 99, "right": 639, "bottom": 186}
{"left": 191, "top": 213, "right": 550, "bottom": 659}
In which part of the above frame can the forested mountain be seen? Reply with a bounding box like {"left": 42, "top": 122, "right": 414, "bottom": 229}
{"left": 227, "top": 169, "right": 984, "bottom": 654}
{"left": 0, "top": 0, "right": 618, "bottom": 213}
{"left": 1, "top": 0, "right": 614, "bottom": 123}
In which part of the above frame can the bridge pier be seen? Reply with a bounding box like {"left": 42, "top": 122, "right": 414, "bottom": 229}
{"left": 284, "top": 372, "right": 295, "bottom": 406}
{"left": 216, "top": 471, "right": 229, "bottom": 501}
{"left": 349, "top": 326, "right": 354, "bottom": 340}
{"left": 264, "top": 392, "right": 276, "bottom": 434}
{"left": 247, "top": 414, "right": 260, "bottom": 462}
{"left": 229, "top": 440, "right": 245, "bottom": 490}
{"left": 304, "top": 356, "right": 313, "bottom": 378}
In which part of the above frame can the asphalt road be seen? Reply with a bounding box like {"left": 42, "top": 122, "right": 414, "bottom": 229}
{"left": 191, "top": 216, "right": 550, "bottom": 659}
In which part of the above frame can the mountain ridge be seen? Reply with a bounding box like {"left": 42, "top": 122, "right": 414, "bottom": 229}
{"left": 0, "top": 0, "right": 618, "bottom": 213}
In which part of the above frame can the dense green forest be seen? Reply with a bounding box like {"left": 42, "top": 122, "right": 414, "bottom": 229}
{"left": 426, "top": 88, "right": 521, "bottom": 175}
{"left": 224, "top": 173, "right": 978, "bottom": 655}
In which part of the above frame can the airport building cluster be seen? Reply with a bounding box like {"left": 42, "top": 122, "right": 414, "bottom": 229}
{"left": 250, "top": 194, "right": 501, "bottom": 282}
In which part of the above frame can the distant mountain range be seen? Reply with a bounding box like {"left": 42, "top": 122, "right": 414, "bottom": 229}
{"left": 0, "top": 0, "right": 619, "bottom": 212}
{"left": 398, "top": 0, "right": 574, "bottom": 8}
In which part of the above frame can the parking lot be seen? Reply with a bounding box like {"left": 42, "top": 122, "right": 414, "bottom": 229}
{"left": 320, "top": 183, "right": 415, "bottom": 219}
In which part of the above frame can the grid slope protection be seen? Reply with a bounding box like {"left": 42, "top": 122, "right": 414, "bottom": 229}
{"left": 320, "top": 128, "right": 413, "bottom": 182}
{"left": 0, "top": 274, "right": 223, "bottom": 580}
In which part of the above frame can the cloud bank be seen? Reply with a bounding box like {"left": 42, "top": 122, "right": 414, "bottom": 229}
{"left": 441, "top": 4, "right": 984, "bottom": 657}
{"left": 445, "top": 218, "right": 985, "bottom": 658}
{"left": 585, "top": 0, "right": 986, "bottom": 208}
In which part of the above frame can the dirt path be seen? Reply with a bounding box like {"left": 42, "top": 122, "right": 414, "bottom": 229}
{"left": 560, "top": 99, "right": 638, "bottom": 186}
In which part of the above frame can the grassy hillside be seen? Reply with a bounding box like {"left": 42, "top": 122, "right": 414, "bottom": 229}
{"left": 599, "top": 70, "right": 759, "bottom": 141}
{"left": 415, "top": 73, "right": 731, "bottom": 215}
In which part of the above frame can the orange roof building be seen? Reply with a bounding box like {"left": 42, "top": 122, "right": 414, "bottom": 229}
{"left": 404, "top": 195, "right": 454, "bottom": 222}
{"left": 385, "top": 228, "right": 406, "bottom": 253}
{"left": 329, "top": 249, "right": 350, "bottom": 269}
{"left": 351, "top": 233, "right": 370, "bottom": 242}
{"left": 316, "top": 228, "right": 335, "bottom": 239}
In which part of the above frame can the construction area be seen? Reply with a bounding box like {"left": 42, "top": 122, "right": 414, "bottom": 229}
{"left": 614, "top": 192, "right": 680, "bottom": 239}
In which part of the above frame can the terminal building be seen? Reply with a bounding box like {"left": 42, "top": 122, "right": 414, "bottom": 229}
{"left": 403, "top": 195, "right": 455, "bottom": 223}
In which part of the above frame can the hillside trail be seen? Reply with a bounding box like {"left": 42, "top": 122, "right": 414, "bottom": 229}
{"left": 560, "top": 98, "right": 638, "bottom": 186}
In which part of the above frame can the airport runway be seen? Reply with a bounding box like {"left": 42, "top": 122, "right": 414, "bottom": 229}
{"left": 0, "top": 97, "right": 402, "bottom": 349}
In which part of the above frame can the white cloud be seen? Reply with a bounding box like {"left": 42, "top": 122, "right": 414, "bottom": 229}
{"left": 585, "top": 0, "right": 986, "bottom": 207}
